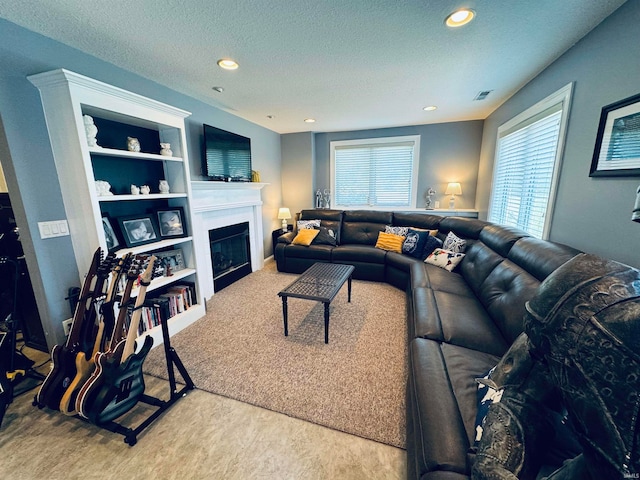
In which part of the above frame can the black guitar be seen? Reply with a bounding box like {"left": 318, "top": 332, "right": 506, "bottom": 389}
{"left": 78, "top": 255, "right": 160, "bottom": 424}
{"left": 35, "top": 248, "right": 113, "bottom": 410}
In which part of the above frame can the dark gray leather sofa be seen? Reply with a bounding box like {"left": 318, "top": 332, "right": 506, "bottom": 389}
{"left": 275, "top": 209, "right": 581, "bottom": 479}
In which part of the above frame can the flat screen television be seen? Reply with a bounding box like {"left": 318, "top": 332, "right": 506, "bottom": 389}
{"left": 202, "top": 124, "right": 252, "bottom": 182}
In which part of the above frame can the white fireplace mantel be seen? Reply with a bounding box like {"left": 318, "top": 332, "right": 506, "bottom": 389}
{"left": 191, "top": 181, "right": 268, "bottom": 300}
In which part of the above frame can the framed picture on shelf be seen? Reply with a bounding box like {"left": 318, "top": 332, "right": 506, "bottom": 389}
{"left": 156, "top": 206, "right": 188, "bottom": 239}
{"left": 155, "top": 248, "right": 186, "bottom": 275}
{"left": 101, "top": 215, "right": 120, "bottom": 252}
{"left": 117, "top": 214, "right": 159, "bottom": 248}
{"left": 590, "top": 92, "right": 640, "bottom": 177}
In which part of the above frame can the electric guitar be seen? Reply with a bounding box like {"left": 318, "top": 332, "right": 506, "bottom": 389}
{"left": 74, "top": 253, "right": 144, "bottom": 416}
{"left": 35, "top": 248, "right": 112, "bottom": 410}
{"left": 59, "top": 253, "right": 131, "bottom": 415}
{"left": 78, "top": 255, "right": 160, "bottom": 424}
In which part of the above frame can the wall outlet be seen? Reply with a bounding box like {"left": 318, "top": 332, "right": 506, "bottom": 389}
{"left": 62, "top": 318, "right": 73, "bottom": 336}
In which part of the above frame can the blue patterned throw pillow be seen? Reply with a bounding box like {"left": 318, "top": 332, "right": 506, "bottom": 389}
{"left": 385, "top": 225, "right": 409, "bottom": 236}
{"left": 402, "top": 228, "right": 430, "bottom": 259}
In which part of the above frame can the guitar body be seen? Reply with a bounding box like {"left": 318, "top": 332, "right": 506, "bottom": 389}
{"left": 35, "top": 248, "right": 104, "bottom": 410}
{"left": 59, "top": 344, "right": 99, "bottom": 416}
{"left": 84, "top": 336, "right": 153, "bottom": 425}
{"left": 35, "top": 343, "right": 79, "bottom": 410}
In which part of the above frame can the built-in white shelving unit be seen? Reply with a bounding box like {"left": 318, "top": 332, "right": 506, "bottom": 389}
{"left": 28, "top": 69, "right": 205, "bottom": 348}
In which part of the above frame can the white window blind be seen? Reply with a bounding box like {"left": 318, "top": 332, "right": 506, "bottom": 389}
{"left": 488, "top": 84, "right": 572, "bottom": 239}
{"left": 331, "top": 135, "right": 420, "bottom": 208}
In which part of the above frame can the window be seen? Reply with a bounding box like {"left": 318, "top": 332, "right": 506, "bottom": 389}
{"left": 488, "top": 83, "right": 573, "bottom": 239}
{"left": 330, "top": 135, "right": 420, "bottom": 209}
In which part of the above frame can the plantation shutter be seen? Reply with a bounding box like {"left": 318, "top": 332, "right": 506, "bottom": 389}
{"left": 334, "top": 140, "right": 416, "bottom": 207}
{"left": 488, "top": 106, "right": 563, "bottom": 238}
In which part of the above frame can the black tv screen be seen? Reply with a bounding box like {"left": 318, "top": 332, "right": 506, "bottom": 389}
{"left": 202, "top": 124, "right": 252, "bottom": 181}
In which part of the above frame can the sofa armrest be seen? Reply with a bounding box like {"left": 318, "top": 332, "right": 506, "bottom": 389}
{"left": 277, "top": 231, "right": 296, "bottom": 244}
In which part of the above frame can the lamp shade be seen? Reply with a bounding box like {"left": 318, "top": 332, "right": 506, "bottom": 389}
{"left": 278, "top": 207, "right": 291, "bottom": 220}
{"left": 445, "top": 182, "right": 462, "bottom": 196}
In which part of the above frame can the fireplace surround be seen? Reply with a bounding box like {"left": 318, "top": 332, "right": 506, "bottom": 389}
{"left": 190, "top": 181, "right": 267, "bottom": 301}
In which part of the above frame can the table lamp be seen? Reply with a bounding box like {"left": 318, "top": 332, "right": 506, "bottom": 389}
{"left": 445, "top": 182, "right": 462, "bottom": 209}
{"left": 278, "top": 207, "right": 292, "bottom": 231}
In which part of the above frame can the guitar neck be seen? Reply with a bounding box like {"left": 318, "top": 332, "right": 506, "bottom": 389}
{"left": 120, "top": 256, "right": 157, "bottom": 364}
{"left": 66, "top": 248, "right": 103, "bottom": 348}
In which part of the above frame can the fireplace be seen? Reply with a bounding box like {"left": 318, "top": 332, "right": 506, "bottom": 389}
{"left": 209, "top": 222, "right": 252, "bottom": 291}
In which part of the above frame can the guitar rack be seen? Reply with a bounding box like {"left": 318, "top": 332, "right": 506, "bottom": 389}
{"left": 89, "top": 312, "right": 195, "bottom": 446}
{"left": 36, "top": 307, "right": 195, "bottom": 446}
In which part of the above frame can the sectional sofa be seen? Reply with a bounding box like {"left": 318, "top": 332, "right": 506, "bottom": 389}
{"left": 274, "top": 209, "right": 581, "bottom": 479}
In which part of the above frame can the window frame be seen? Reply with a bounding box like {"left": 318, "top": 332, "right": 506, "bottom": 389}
{"left": 330, "top": 135, "right": 421, "bottom": 210}
{"left": 488, "top": 83, "right": 573, "bottom": 239}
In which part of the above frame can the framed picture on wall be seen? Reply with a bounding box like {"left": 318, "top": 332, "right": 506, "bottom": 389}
{"left": 117, "top": 214, "right": 159, "bottom": 247}
{"left": 156, "top": 207, "right": 188, "bottom": 239}
{"left": 590, "top": 92, "right": 640, "bottom": 177}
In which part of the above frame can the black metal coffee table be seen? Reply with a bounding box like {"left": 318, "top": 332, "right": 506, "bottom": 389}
{"left": 278, "top": 262, "right": 355, "bottom": 344}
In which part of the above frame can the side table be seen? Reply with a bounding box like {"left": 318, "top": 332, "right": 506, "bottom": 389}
{"left": 272, "top": 225, "right": 293, "bottom": 255}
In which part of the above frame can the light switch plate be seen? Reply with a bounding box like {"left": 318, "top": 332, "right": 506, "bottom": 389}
{"left": 38, "top": 220, "right": 70, "bottom": 239}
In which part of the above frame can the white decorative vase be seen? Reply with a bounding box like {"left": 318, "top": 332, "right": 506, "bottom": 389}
{"left": 140, "top": 185, "right": 151, "bottom": 195}
{"left": 130, "top": 184, "right": 140, "bottom": 195}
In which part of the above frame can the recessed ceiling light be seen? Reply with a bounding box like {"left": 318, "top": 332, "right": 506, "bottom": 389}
{"left": 445, "top": 9, "right": 475, "bottom": 27}
{"left": 217, "top": 58, "right": 239, "bottom": 70}
{"left": 304, "top": 118, "right": 316, "bottom": 123}
{"left": 423, "top": 105, "right": 437, "bottom": 111}
{"left": 212, "top": 86, "right": 224, "bottom": 93}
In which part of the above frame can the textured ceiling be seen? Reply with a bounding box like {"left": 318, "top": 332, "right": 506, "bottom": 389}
{"left": 0, "top": 0, "right": 627, "bottom": 134}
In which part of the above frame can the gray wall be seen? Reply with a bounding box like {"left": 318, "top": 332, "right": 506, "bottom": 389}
{"left": 0, "top": 19, "right": 282, "bottom": 348}
{"left": 476, "top": 0, "right": 640, "bottom": 269}
{"left": 281, "top": 132, "right": 315, "bottom": 221}
{"left": 314, "top": 121, "right": 484, "bottom": 210}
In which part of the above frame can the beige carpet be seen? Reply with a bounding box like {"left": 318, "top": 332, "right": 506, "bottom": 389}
{"left": 144, "top": 262, "right": 407, "bottom": 448}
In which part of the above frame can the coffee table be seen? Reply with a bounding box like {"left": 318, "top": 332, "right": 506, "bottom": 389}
{"left": 278, "top": 262, "right": 355, "bottom": 343}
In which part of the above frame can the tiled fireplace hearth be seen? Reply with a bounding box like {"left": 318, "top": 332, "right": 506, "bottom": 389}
{"left": 191, "top": 181, "right": 267, "bottom": 300}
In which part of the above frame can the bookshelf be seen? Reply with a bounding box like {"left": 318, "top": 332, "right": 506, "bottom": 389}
{"left": 28, "top": 69, "right": 205, "bottom": 348}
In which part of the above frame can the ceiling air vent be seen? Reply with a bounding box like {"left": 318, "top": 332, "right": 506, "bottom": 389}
{"left": 474, "top": 90, "right": 493, "bottom": 101}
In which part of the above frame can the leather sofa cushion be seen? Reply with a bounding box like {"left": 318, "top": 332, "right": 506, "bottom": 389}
{"left": 508, "top": 236, "right": 580, "bottom": 282}
{"left": 432, "top": 290, "right": 509, "bottom": 356}
{"left": 458, "top": 241, "right": 504, "bottom": 297}
{"left": 410, "top": 262, "right": 430, "bottom": 289}
{"left": 425, "top": 265, "right": 475, "bottom": 298}
{"left": 478, "top": 224, "right": 529, "bottom": 258}
{"left": 408, "top": 338, "right": 470, "bottom": 476}
{"left": 333, "top": 244, "right": 386, "bottom": 263}
{"left": 281, "top": 244, "right": 333, "bottom": 260}
{"left": 392, "top": 212, "right": 442, "bottom": 230}
{"left": 341, "top": 210, "right": 392, "bottom": 245}
{"left": 386, "top": 251, "right": 422, "bottom": 272}
{"left": 477, "top": 259, "right": 540, "bottom": 345}
{"left": 440, "top": 342, "right": 502, "bottom": 446}
{"left": 439, "top": 217, "right": 487, "bottom": 240}
{"left": 409, "top": 287, "right": 441, "bottom": 340}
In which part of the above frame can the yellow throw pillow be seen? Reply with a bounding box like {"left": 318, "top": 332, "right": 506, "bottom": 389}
{"left": 292, "top": 228, "right": 320, "bottom": 246}
{"left": 375, "top": 232, "right": 406, "bottom": 253}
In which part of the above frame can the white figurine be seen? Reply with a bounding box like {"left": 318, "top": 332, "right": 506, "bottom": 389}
{"left": 84, "top": 115, "right": 100, "bottom": 147}
{"left": 140, "top": 185, "right": 151, "bottom": 195}
{"left": 95, "top": 180, "right": 113, "bottom": 196}
{"left": 159, "top": 143, "right": 173, "bottom": 156}
{"left": 127, "top": 137, "right": 141, "bottom": 152}
{"left": 130, "top": 184, "right": 140, "bottom": 195}
{"left": 159, "top": 180, "right": 170, "bottom": 194}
